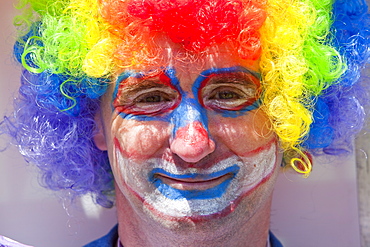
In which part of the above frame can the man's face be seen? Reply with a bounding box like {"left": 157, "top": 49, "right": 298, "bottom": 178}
{"left": 97, "top": 44, "right": 282, "bottom": 227}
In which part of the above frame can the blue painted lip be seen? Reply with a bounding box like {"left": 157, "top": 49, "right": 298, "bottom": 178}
{"left": 148, "top": 165, "right": 240, "bottom": 200}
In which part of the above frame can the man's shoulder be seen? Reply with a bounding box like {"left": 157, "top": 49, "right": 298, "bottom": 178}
{"left": 83, "top": 225, "right": 118, "bottom": 247}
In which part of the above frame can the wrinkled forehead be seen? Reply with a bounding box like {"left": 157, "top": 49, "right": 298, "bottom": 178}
{"left": 113, "top": 41, "right": 260, "bottom": 80}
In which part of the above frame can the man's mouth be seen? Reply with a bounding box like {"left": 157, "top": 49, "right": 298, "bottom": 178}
{"left": 155, "top": 173, "right": 234, "bottom": 191}
{"left": 148, "top": 165, "right": 240, "bottom": 200}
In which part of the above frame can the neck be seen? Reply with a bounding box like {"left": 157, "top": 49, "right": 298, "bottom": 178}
{"left": 115, "top": 185, "right": 272, "bottom": 247}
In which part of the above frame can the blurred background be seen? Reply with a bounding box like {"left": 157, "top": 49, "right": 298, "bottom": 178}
{"left": 0, "top": 1, "right": 368, "bottom": 246}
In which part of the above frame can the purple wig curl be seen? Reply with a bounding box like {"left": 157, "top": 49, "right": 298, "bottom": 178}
{"left": 3, "top": 68, "right": 114, "bottom": 207}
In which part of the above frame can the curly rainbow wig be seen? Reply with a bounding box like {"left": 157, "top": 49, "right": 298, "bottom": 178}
{"left": 4, "top": 0, "right": 370, "bottom": 207}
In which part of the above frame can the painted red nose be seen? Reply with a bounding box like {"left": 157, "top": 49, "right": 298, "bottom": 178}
{"left": 170, "top": 121, "right": 216, "bottom": 163}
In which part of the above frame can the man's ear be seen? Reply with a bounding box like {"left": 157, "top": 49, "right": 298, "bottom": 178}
{"left": 93, "top": 109, "right": 108, "bottom": 151}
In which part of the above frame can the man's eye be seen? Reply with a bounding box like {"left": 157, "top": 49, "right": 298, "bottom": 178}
{"left": 211, "top": 90, "right": 241, "bottom": 100}
{"left": 115, "top": 88, "right": 180, "bottom": 115}
{"left": 202, "top": 85, "right": 258, "bottom": 111}
{"left": 136, "top": 93, "right": 171, "bottom": 103}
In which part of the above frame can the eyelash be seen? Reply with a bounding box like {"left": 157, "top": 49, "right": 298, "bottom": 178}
{"left": 135, "top": 91, "right": 173, "bottom": 103}
{"left": 208, "top": 87, "right": 244, "bottom": 100}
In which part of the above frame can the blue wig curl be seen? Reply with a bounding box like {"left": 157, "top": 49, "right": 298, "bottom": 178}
{"left": 304, "top": 0, "right": 370, "bottom": 154}
{"left": 5, "top": 29, "right": 115, "bottom": 206}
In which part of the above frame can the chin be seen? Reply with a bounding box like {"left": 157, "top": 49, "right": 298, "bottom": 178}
{"left": 141, "top": 175, "right": 278, "bottom": 234}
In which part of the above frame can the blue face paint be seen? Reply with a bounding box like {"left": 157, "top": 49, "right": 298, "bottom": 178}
{"left": 112, "top": 70, "right": 135, "bottom": 118}
{"left": 112, "top": 68, "right": 182, "bottom": 121}
{"left": 112, "top": 66, "right": 261, "bottom": 138}
{"left": 148, "top": 165, "right": 240, "bottom": 200}
{"left": 219, "top": 99, "right": 262, "bottom": 118}
{"left": 192, "top": 66, "right": 262, "bottom": 118}
{"left": 112, "top": 67, "right": 210, "bottom": 136}
{"left": 170, "top": 96, "right": 209, "bottom": 137}
{"left": 112, "top": 66, "right": 261, "bottom": 120}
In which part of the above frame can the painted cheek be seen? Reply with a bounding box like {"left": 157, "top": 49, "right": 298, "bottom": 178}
{"left": 113, "top": 120, "right": 170, "bottom": 161}
{"left": 209, "top": 113, "right": 274, "bottom": 156}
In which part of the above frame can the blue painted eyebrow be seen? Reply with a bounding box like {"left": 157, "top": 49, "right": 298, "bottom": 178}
{"left": 191, "top": 66, "right": 261, "bottom": 118}
{"left": 113, "top": 66, "right": 260, "bottom": 100}
{"left": 111, "top": 68, "right": 183, "bottom": 120}
{"left": 199, "top": 66, "right": 261, "bottom": 79}
{"left": 113, "top": 68, "right": 182, "bottom": 100}
{"left": 192, "top": 66, "right": 261, "bottom": 94}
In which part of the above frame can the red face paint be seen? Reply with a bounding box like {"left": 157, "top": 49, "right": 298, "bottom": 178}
{"left": 197, "top": 71, "right": 261, "bottom": 112}
{"left": 113, "top": 71, "right": 181, "bottom": 116}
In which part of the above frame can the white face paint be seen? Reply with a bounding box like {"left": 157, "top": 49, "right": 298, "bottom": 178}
{"left": 97, "top": 51, "right": 282, "bottom": 229}
{"left": 113, "top": 139, "right": 278, "bottom": 218}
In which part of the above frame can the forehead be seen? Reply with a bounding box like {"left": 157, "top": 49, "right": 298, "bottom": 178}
{"left": 114, "top": 41, "right": 260, "bottom": 84}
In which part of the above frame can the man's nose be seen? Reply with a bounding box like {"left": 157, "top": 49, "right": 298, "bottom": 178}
{"left": 170, "top": 121, "right": 216, "bottom": 163}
